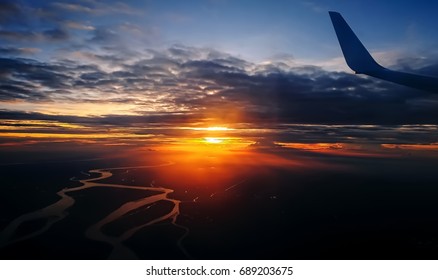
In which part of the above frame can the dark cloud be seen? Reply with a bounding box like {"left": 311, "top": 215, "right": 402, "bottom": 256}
{"left": 0, "top": 83, "right": 41, "bottom": 101}
{"left": 43, "top": 28, "right": 69, "bottom": 41}
{"left": 0, "top": 29, "right": 69, "bottom": 42}
{"left": 268, "top": 124, "right": 438, "bottom": 145}
{"left": 0, "top": 57, "right": 73, "bottom": 100}
{"left": 80, "top": 71, "right": 106, "bottom": 81}
{"left": 0, "top": 30, "right": 38, "bottom": 41}
{"left": 0, "top": 110, "right": 200, "bottom": 128}
{"left": 1, "top": 45, "right": 438, "bottom": 128}
{"left": 0, "top": 47, "right": 40, "bottom": 56}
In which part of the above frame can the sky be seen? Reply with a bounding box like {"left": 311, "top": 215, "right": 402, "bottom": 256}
{"left": 1, "top": 0, "right": 438, "bottom": 157}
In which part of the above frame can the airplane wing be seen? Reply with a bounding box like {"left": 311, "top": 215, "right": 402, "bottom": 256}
{"left": 329, "top": 11, "right": 438, "bottom": 93}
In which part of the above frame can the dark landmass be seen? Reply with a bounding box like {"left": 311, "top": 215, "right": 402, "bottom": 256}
{"left": 1, "top": 148, "right": 438, "bottom": 259}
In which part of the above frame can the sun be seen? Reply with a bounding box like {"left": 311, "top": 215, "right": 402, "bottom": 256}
{"left": 204, "top": 137, "right": 224, "bottom": 144}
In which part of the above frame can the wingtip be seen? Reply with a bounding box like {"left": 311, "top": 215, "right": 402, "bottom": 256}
{"left": 328, "top": 11, "right": 342, "bottom": 19}
{"left": 328, "top": 10, "right": 382, "bottom": 74}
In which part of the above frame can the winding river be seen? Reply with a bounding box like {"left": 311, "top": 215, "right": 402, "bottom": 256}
{"left": 0, "top": 162, "right": 191, "bottom": 259}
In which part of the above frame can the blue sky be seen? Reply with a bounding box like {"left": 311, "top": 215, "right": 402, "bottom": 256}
{"left": 144, "top": 0, "right": 438, "bottom": 61}
{"left": 3, "top": 0, "right": 438, "bottom": 63}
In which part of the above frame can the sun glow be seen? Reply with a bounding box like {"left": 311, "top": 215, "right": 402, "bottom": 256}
{"left": 190, "top": 126, "right": 234, "bottom": 131}
{"left": 204, "top": 137, "right": 224, "bottom": 144}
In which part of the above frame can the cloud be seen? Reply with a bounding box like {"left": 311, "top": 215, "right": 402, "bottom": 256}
{"left": 0, "top": 30, "right": 38, "bottom": 41}
{"left": 0, "top": 47, "right": 40, "bottom": 55}
{"left": 52, "top": 2, "right": 95, "bottom": 13}
{"left": 52, "top": 1, "right": 140, "bottom": 16}
{"left": 0, "top": 83, "right": 40, "bottom": 101}
{"left": 64, "top": 21, "right": 95, "bottom": 31}
{"left": 0, "top": 57, "right": 73, "bottom": 100}
{"left": 0, "top": 29, "right": 70, "bottom": 42}
{"left": 43, "top": 28, "right": 69, "bottom": 41}
{"left": 0, "top": 1, "right": 139, "bottom": 46}
{"left": 1, "top": 109, "right": 437, "bottom": 148}
{"left": 1, "top": 45, "right": 438, "bottom": 128}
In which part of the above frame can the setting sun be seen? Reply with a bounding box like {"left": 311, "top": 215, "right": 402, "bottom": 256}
{"left": 204, "top": 137, "right": 224, "bottom": 144}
